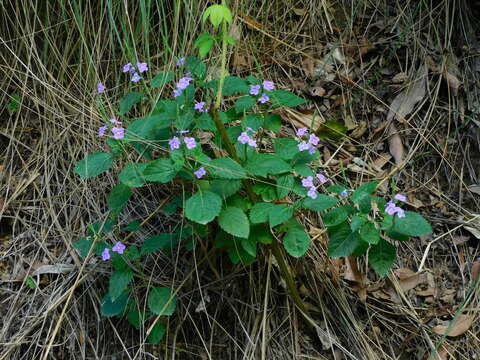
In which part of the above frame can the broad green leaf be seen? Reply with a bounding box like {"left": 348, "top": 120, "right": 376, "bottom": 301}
{"left": 386, "top": 230, "right": 410, "bottom": 241}
{"left": 185, "top": 56, "right": 206, "bottom": 78}
{"left": 269, "top": 89, "right": 306, "bottom": 107}
{"left": 273, "top": 138, "right": 300, "bottom": 160}
{"left": 218, "top": 206, "right": 250, "bottom": 238}
{"left": 326, "top": 184, "right": 347, "bottom": 195}
{"left": 243, "top": 114, "right": 264, "bottom": 131}
{"left": 119, "top": 163, "right": 148, "bottom": 187}
{"left": 253, "top": 183, "right": 279, "bottom": 202}
{"left": 249, "top": 202, "right": 274, "bottom": 224}
{"left": 250, "top": 225, "right": 273, "bottom": 244}
{"left": 194, "top": 33, "right": 215, "bottom": 58}
{"left": 185, "top": 191, "right": 222, "bottom": 224}
{"left": 148, "top": 323, "right": 166, "bottom": 343}
{"left": 108, "top": 184, "right": 132, "bottom": 213}
{"left": 352, "top": 239, "right": 369, "bottom": 257}
{"left": 327, "top": 222, "right": 359, "bottom": 258}
{"left": 206, "top": 158, "right": 246, "bottom": 179}
{"left": 351, "top": 181, "right": 378, "bottom": 203}
{"left": 126, "top": 304, "right": 146, "bottom": 329}
{"left": 195, "top": 113, "right": 216, "bottom": 130}
{"left": 299, "top": 194, "right": 339, "bottom": 212}
{"left": 369, "top": 239, "right": 396, "bottom": 276}
{"left": 119, "top": 91, "right": 142, "bottom": 115}
{"left": 74, "top": 152, "right": 113, "bottom": 179}
{"left": 151, "top": 72, "right": 174, "bottom": 88}
{"left": 245, "top": 153, "right": 291, "bottom": 177}
{"left": 359, "top": 222, "right": 380, "bottom": 244}
{"left": 143, "top": 158, "right": 178, "bottom": 183}
{"left": 141, "top": 233, "right": 175, "bottom": 255}
{"left": 108, "top": 269, "right": 134, "bottom": 301}
{"left": 324, "top": 207, "right": 350, "bottom": 227}
{"left": 227, "top": 245, "right": 256, "bottom": 265}
{"left": 223, "top": 76, "right": 249, "bottom": 96}
{"left": 88, "top": 220, "right": 116, "bottom": 235}
{"left": 72, "top": 237, "right": 107, "bottom": 258}
{"left": 276, "top": 174, "right": 294, "bottom": 198}
{"left": 264, "top": 114, "right": 282, "bottom": 131}
{"left": 148, "top": 286, "right": 176, "bottom": 316}
{"left": 202, "top": 4, "right": 232, "bottom": 27}
{"left": 101, "top": 291, "right": 129, "bottom": 317}
{"left": 234, "top": 96, "right": 256, "bottom": 113}
{"left": 283, "top": 226, "right": 310, "bottom": 257}
{"left": 125, "top": 114, "right": 172, "bottom": 141}
{"left": 210, "top": 179, "right": 241, "bottom": 198}
{"left": 122, "top": 220, "right": 140, "bottom": 232}
{"left": 392, "top": 211, "right": 432, "bottom": 236}
{"left": 269, "top": 205, "right": 293, "bottom": 227}
{"left": 350, "top": 216, "right": 367, "bottom": 232}
{"left": 241, "top": 236, "right": 257, "bottom": 257}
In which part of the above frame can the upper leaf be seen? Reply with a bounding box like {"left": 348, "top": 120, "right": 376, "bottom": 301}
{"left": 143, "top": 158, "right": 178, "bottom": 183}
{"left": 392, "top": 211, "right": 432, "bottom": 236}
{"left": 108, "top": 269, "right": 134, "bottom": 301}
{"left": 206, "top": 158, "right": 247, "bottom": 179}
{"left": 151, "top": 72, "right": 175, "bottom": 88}
{"left": 245, "top": 153, "right": 291, "bottom": 177}
{"left": 218, "top": 206, "right": 250, "bottom": 238}
{"left": 108, "top": 183, "right": 132, "bottom": 213}
{"left": 202, "top": 4, "right": 233, "bottom": 28}
{"left": 119, "top": 91, "right": 142, "bottom": 115}
{"left": 119, "top": 163, "right": 148, "bottom": 187}
{"left": 185, "top": 190, "right": 222, "bottom": 224}
{"left": 269, "top": 90, "right": 306, "bottom": 107}
{"left": 147, "top": 286, "right": 177, "bottom": 316}
{"left": 298, "top": 194, "right": 339, "bottom": 212}
{"left": 327, "top": 222, "right": 359, "bottom": 258}
{"left": 74, "top": 152, "right": 113, "bottom": 179}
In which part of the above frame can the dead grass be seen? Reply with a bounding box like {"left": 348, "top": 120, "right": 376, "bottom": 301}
{"left": 1, "top": 0, "right": 480, "bottom": 359}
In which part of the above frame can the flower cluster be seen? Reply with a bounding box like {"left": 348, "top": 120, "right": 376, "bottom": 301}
{"left": 101, "top": 241, "right": 126, "bottom": 261}
{"left": 385, "top": 194, "right": 407, "bottom": 218}
{"left": 173, "top": 73, "right": 194, "bottom": 98}
{"left": 123, "top": 61, "right": 148, "bottom": 83}
{"left": 249, "top": 80, "right": 275, "bottom": 103}
{"left": 237, "top": 127, "right": 257, "bottom": 147}
{"left": 296, "top": 127, "right": 320, "bottom": 154}
{"left": 98, "top": 118, "right": 125, "bottom": 139}
{"left": 168, "top": 135, "right": 197, "bottom": 150}
{"left": 301, "top": 173, "right": 328, "bottom": 199}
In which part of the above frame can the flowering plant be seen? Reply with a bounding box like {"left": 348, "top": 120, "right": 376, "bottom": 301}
{"left": 73, "top": 4, "right": 432, "bottom": 343}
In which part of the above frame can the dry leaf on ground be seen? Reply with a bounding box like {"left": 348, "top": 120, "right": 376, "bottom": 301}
{"left": 344, "top": 256, "right": 367, "bottom": 302}
{"left": 388, "top": 123, "right": 404, "bottom": 165}
{"left": 431, "top": 314, "right": 475, "bottom": 337}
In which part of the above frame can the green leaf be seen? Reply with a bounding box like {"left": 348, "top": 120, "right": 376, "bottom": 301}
{"left": 151, "top": 72, "right": 174, "bottom": 88}
{"left": 264, "top": 114, "right": 282, "bottom": 131}
{"left": 249, "top": 202, "right": 274, "bottom": 224}
{"left": 148, "top": 323, "right": 166, "bottom": 343}
{"left": 369, "top": 239, "right": 396, "bottom": 276}
{"left": 227, "top": 245, "right": 256, "bottom": 265}
{"left": 101, "top": 291, "right": 129, "bottom": 317}
{"left": 119, "top": 91, "right": 142, "bottom": 115}
{"left": 250, "top": 225, "right": 273, "bottom": 244}
{"left": 243, "top": 114, "right": 264, "bottom": 130}
{"left": 148, "top": 286, "right": 177, "bottom": 316}
{"left": 234, "top": 96, "right": 256, "bottom": 113}
{"left": 218, "top": 206, "right": 250, "bottom": 238}
{"left": 74, "top": 152, "right": 113, "bottom": 179}
{"left": 241, "top": 236, "right": 257, "bottom": 257}
{"left": 126, "top": 304, "right": 146, "bottom": 329}
{"left": 206, "top": 158, "right": 246, "bottom": 179}
{"left": 108, "top": 269, "right": 134, "bottom": 301}
{"left": 194, "top": 33, "right": 215, "bottom": 58}
{"left": 317, "top": 120, "right": 347, "bottom": 141}
{"left": 143, "top": 158, "right": 178, "bottom": 183}
{"left": 273, "top": 138, "right": 301, "bottom": 160}
{"left": 125, "top": 114, "right": 172, "bottom": 141}
{"left": 327, "top": 223, "right": 359, "bottom": 258}
{"left": 283, "top": 226, "right": 310, "bottom": 257}
{"left": 351, "top": 181, "right": 378, "bottom": 203}
{"left": 269, "top": 89, "right": 306, "bottom": 107}
{"left": 326, "top": 184, "right": 347, "bottom": 195}
{"left": 122, "top": 220, "right": 141, "bottom": 232}
{"left": 386, "top": 230, "right": 410, "bottom": 242}
{"left": 141, "top": 234, "right": 175, "bottom": 255}
{"left": 350, "top": 216, "right": 367, "bottom": 232}
{"left": 253, "top": 183, "right": 279, "bottom": 202}
{"left": 269, "top": 205, "right": 293, "bottom": 227}
{"left": 276, "top": 174, "right": 294, "bottom": 198}
{"left": 119, "top": 163, "right": 148, "bottom": 187}
{"left": 392, "top": 211, "right": 432, "bottom": 236}
{"left": 108, "top": 184, "right": 132, "bottom": 213}
{"left": 185, "top": 56, "right": 206, "bottom": 78}
{"left": 185, "top": 190, "right": 222, "bottom": 224}
{"left": 223, "top": 76, "right": 250, "bottom": 96}
{"left": 299, "top": 194, "right": 339, "bottom": 212}
{"left": 245, "top": 153, "right": 291, "bottom": 177}
{"left": 324, "top": 207, "right": 350, "bottom": 227}
{"left": 202, "top": 4, "right": 232, "bottom": 27}
{"left": 210, "top": 179, "right": 241, "bottom": 198}
{"left": 25, "top": 276, "right": 37, "bottom": 289}
{"left": 175, "top": 112, "right": 195, "bottom": 130}
{"left": 359, "top": 222, "right": 380, "bottom": 244}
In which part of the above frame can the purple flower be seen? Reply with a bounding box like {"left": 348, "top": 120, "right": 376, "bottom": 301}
{"left": 308, "top": 146, "right": 316, "bottom": 155}
{"left": 385, "top": 201, "right": 397, "bottom": 215}
{"left": 296, "top": 127, "right": 308, "bottom": 137}
{"left": 396, "top": 208, "right": 405, "bottom": 218}
{"left": 97, "top": 81, "right": 105, "bottom": 94}
{"left": 246, "top": 127, "right": 255, "bottom": 133}
{"left": 307, "top": 187, "right": 318, "bottom": 199}
{"left": 176, "top": 57, "right": 185, "bottom": 67}
{"left": 340, "top": 190, "right": 348, "bottom": 197}
{"left": 123, "top": 62, "right": 132, "bottom": 73}
{"left": 249, "top": 84, "right": 261, "bottom": 95}
{"left": 194, "top": 167, "right": 206, "bottom": 179}
{"left": 247, "top": 138, "right": 257, "bottom": 147}
{"left": 184, "top": 137, "right": 196, "bottom": 149}
{"left": 112, "top": 241, "right": 126, "bottom": 254}
{"left": 168, "top": 136, "right": 181, "bottom": 150}
{"left": 258, "top": 93, "right": 269, "bottom": 103}
{"left": 263, "top": 80, "right": 275, "bottom": 91}
{"left": 173, "top": 88, "right": 182, "bottom": 98}
{"left": 316, "top": 173, "right": 328, "bottom": 184}
{"left": 177, "top": 130, "right": 189, "bottom": 134}
{"left": 194, "top": 101, "right": 206, "bottom": 113}
{"left": 237, "top": 132, "right": 250, "bottom": 144}
{"left": 98, "top": 125, "right": 107, "bottom": 137}
{"left": 298, "top": 141, "right": 309, "bottom": 151}
{"left": 177, "top": 76, "right": 193, "bottom": 90}
{"left": 394, "top": 194, "right": 407, "bottom": 202}
{"left": 111, "top": 127, "right": 125, "bottom": 139}
{"left": 110, "top": 118, "right": 122, "bottom": 125}
{"left": 137, "top": 62, "right": 148, "bottom": 73}
{"left": 131, "top": 72, "right": 142, "bottom": 83}
{"left": 101, "top": 248, "right": 110, "bottom": 261}
{"left": 309, "top": 133, "right": 320, "bottom": 146}
{"left": 302, "top": 176, "right": 314, "bottom": 188}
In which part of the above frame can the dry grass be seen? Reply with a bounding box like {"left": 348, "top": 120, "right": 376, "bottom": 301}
{"left": 1, "top": 0, "right": 479, "bottom": 359}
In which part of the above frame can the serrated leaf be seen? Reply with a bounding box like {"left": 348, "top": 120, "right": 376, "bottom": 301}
{"left": 299, "top": 194, "right": 339, "bottom": 211}
{"left": 351, "top": 181, "right": 378, "bottom": 203}
{"left": 327, "top": 223, "right": 359, "bottom": 258}
{"left": 202, "top": 4, "right": 232, "bottom": 27}
{"left": 369, "top": 239, "right": 396, "bottom": 276}
{"left": 241, "top": 236, "right": 257, "bottom": 257}
{"left": 223, "top": 76, "right": 249, "bottom": 96}
{"left": 125, "top": 114, "right": 172, "bottom": 141}
{"left": 74, "top": 152, "right": 113, "bottom": 179}
{"left": 283, "top": 226, "right": 310, "bottom": 257}
{"left": 185, "top": 56, "right": 206, "bottom": 78}
{"left": 264, "top": 114, "right": 282, "bottom": 131}
{"left": 218, "top": 206, "right": 250, "bottom": 238}
{"left": 119, "top": 91, "right": 142, "bottom": 115}
{"left": 249, "top": 202, "right": 274, "bottom": 224}
{"left": 206, "top": 158, "right": 246, "bottom": 179}
{"left": 119, "top": 163, "right": 148, "bottom": 187}
{"left": 392, "top": 211, "right": 432, "bottom": 236}
{"left": 108, "top": 184, "right": 132, "bottom": 213}
{"left": 143, "top": 158, "right": 178, "bottom": 183}
{"left": 185, "top": 190, "right": 222, "bottom": 224}
{"left": 273, "top": 138, "right": 300, "bottom": 160}
{"left": 101, "top": 291, "right": 129, "bottom": 317}
{"left": 148, "top": 323, "right": 166, "bottom": 343}
{"left": 245, "top": 153, "right": 291, "bottom": 177}
{"left": 269, "top": 205, "right": 293, "bottom": 227}
{"left": 324, "top": 206, "right": 350, "bottom": 227}
{"left": 350, "top": 215, "right": 367, "bottom": 232}
{"left": 151, "top": 72, "right": 174, "bottom": 88}
{"left": 148, "top": 287, "right": 176, "bottom": 316}
{"left": 269, "top": 89, "right": 306, "bottom": 107}
{"left": 359, "top": 222, "right": 380, "bottom": 244}
{"left": 234, "top": 96, "right": 256, "bottom": 113}
{"left": 276, "top": 174, "right": 294, "bottom": 198}
{"left": 210, "top": 179, "right": 241, "bottom": 198}
{"left": 141, "top": 233, "right": 175, "bottom": 255}
{"left": 108, "top": 269, "right": 134, "bottom": 301}
{"left": 243, "top": 114, "right": 264, "bottom": 130}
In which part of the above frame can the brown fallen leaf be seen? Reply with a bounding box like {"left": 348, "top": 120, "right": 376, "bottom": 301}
{"left": 471, "top": 261, "right": 480, "bottom": 283}
{"left": 426, "top": 344, "right": 451, "bottom": 360}
{"left": 344, "top": 255, "right": 367, "bottom": 302}
{"left": 309, "top": 86, "right": 326, "bottom": 97}
{"left": 432, "top": 314, "right": 475, "bottom": 337}
{"left": 443, "top": 72, "right": 461, "bottom": 96}
{"left": 388, "top": 123, "right": 404, "bottom": 165}
{"left": 391, "top": 72, "right": 408, "bottom": 83}
{"left": 371, "top": 153, "right": 392, "bottom": 171}
{"left": 394, "top": 268, "right": 426, "bottom": 292}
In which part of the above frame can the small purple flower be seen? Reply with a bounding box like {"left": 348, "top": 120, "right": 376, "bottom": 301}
{"left": 308, "top": 146, "right": 316, "bottom": 155}
{"left": 101, "top": 248, "right": 110, "bottom": 261}
{"left": 131, "top": 72, "right": 142, "bottom": 83}
{"left": 396, "top": 208, "right": 405, "bottom": 218}
{"left": 176, "top": 57, "right": 185, "bottom": 67}
{"left": 194, "top": 101, "right": 206, "bottom": 113}
{"left": 340, "top": 190, "right": 348, "bottom": 197}
{"left": 111, "top": 127, "right": 125, "bottom": 139}
{"left": 97, "top": 81, "right": 105, "bottom": 94}
{"left": 258, "top": 93, "right": 270, "bottom": 103}
{"left": 237, "top": 132, "right": 250, "bottom": 144}
{"left": 98, "top": 125, "right": 108, "bottom": 137}
{"left": 316, "top": 173, "right": 328, "bottom": 184}
{"left": 249, "top": 84, "right": 261, "bottom": 95}
{"left": 110, "top": 118, "right": 122, "bottom": 125}
{"left": 394, "top": 194, "right": 407, "bottom": 202}
{"left": 247, "top": 138, "right": 257, "bottom": 147}
{"left": 194, "top": 167, "right": 206, "bottom": 179}
{"left": 184, "top": 137, "right": 196, "bottom": 149}
{"left": 246, "top": 127, "right": 255, "bottom": 133}
{"left": 177, "top": 76, "right": 193, "bottom": 90}
{"left": 173, "top": 88, "right": 182, "bottom": 98}
{"left": 298, "top": 141, "right": 310, "bottom": 151}
{"left": 168, "top": 136, "right": 180, "bottom": 150}
{"left": 123, "top": 62, "right": 132, "bottom": 73}
{"left": 177, "top": 130, "right": 189, "bottom": 134}
{"left": 263, "top": 80, "right": 275, "bottom": 91}
{"left": 296, "top": 127, "right": 308, "bottom": 137}
{"left": 309, "top": 133, "right": 320, "bottom": 146}
{"left": 137, "top": 62, "right": 148, "bottom": 73}
{"left": 307, "top": 187, "right": 318, "bottom": 199}
{"left": 112, "top": 241, "right": 126, "bottom": 254}
{"left": 385, "top": 201, "right": 397, "bottom": 215}
{"left": 301, "top": 176, "right": 314, "bottom": 188}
